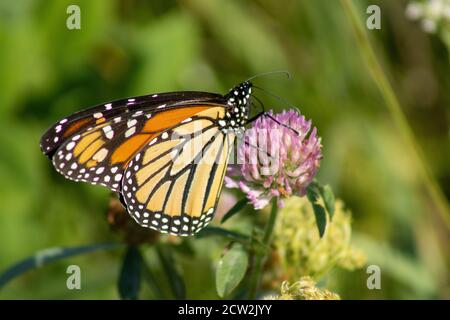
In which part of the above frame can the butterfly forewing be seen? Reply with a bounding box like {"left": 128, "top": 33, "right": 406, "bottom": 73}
{"left": 51, "top": 104, "right": 224, "bottom": 192}
{"left": 52, "top": 113, "right": 153, "bottom": 191}
{"left": 40, "top": 91, "right": 224, "bottom": 157}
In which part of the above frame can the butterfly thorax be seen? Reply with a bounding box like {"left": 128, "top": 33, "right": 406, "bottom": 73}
{"left": 219, "top": 81, "right": 252, "bottom": 134}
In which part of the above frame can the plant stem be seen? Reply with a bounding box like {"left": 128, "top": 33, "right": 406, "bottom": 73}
{"left": 247, "top": 200, "right": 278, "bottom": 299}
{"left": 341, "top": 0, "right": 450, "bottom": 231}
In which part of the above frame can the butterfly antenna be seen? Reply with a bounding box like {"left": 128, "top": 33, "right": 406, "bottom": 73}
{"left": 252, "top": 85, "right": 301, "bottom": 113}
{"left": 252, "top": 95, "right": 266, "bottom": 113}
{"left": 245, "top": 70, "right": 291, "bottom": 82}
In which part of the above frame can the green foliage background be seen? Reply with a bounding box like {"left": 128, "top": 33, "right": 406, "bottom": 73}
{"left": 0, "top": 0, "right": 449, "bottom": 299}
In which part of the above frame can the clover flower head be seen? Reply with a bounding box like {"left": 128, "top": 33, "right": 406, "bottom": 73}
{"left": 225, "top": 109, "right": 322, "bottom": 209}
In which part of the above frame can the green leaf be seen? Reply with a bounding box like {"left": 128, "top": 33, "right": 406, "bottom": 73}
{"left": 118, "top": 245, "right": 142, "bottom": 300}
{"left": 216, "top": 243, "right": 249, "bottom": 298}
{"left": 221, "top": 198, "right": 248, "bottom": 223}
{"left": 156, "top": 245, "right": 186, "bottom": 300}
{"left": 142, "top": 258, "right": 167, "bottom": 300}
{"left": 306, "top": 186, "right": 327, "bottom": 237}
{"left": 0, "top": 242, "right": 123, "bottom": 289}
{"left": 306, "top": 185, "right": 319, "bottom": 203}
{"left": 141, "top": 258, "right": 167, "bottom": 300}
{"left": 309, "top": 180, "right": 336, "bottom": 219}
{"left": 171, "top": 239, "right": 196, "bottom": 256}
{"left": 320, "top": 184, "right": 335, "bottom": 218}
{"left": 195, "top": 226, "right": 249, "bottom": 243}
{"left": 307, "top": 180, "right": 336, "bottom": 233}
{"left": 312, "top": 203, "right": 327, "bottom": 237}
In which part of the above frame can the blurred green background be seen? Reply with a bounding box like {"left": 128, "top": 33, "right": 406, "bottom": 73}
{"left": 0, "top": 0, "right": 449, "bottom": 299}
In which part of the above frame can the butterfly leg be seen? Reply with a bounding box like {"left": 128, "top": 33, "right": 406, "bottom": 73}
{"left": 248, "top": 111, "right": 301, "bottom": 136}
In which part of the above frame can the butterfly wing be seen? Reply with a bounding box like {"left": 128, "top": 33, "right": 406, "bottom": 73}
{"left": 41, "top": 81, "right": 253, "bottom": 236}
{"left": 40, "top": 91, "right": 223, "bottom": 158}
{"left": 42, "top": 92, "right": 225, "bottom": 192}
{"left": 122, "top": 106, "right": 235, "bottom": 236}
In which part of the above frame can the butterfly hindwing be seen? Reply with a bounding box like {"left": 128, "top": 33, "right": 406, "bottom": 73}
{"left": 122, "top": 107, "right": 235, "bottom": 236}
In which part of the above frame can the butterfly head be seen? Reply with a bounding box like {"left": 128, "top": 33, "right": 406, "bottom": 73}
{"left": 221, "top": 81, "right": 252, "bottom": 133}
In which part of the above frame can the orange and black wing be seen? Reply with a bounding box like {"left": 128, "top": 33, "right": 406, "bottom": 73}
{"left": 40, "top": 91, "right": 223, "bottom": 158}
{"left": 41, "top": 92, "right": 224, "bottom": 192}
{"left": 41, "top": 81, "right": 253, "bottom": 236}
{"left": 121, "top": 106, "right": 236, "bottom": 236}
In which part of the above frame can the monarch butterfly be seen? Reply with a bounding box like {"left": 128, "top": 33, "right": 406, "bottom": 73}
{"left": 41, "top": 80, "right": 260, "bottom": 236}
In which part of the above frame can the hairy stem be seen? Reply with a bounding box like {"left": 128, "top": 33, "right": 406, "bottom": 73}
{"left": 247, "top": 200, "right": 278, "bottom": 299}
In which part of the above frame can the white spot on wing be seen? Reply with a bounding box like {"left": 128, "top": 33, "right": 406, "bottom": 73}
{"left": 102, "top": 126, "right": 113, "bottom": 140}
{"left": 127, "top": 119, "right": 137, "bottom": 128}
{"left": 125, "top": 127, "right": 136, "bottom": 138}
{"left": 66, "top": 142, "right": 75, "bottom": 150}
{"left": 149, "top": 138, "right": 157, "bottom": 145}
{"left": 93, "top": 148, "right": 108, "bottom": 162}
